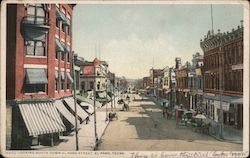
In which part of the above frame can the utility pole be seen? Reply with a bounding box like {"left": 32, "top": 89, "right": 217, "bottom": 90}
{"left": 72, "top": 52, "right": 79, "bottom": 151}
{"left": 219, "top": 42, "right": 224, "bottom": 139}
{"left": 93, "top": 63, "right": 98, "bottom": 149}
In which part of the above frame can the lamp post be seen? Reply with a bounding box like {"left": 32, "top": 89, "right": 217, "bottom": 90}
{"left": 72, "top": 52, "right": 79, "bottom": 151}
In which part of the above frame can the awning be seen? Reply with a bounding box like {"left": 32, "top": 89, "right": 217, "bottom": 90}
{"left": 54, "top": 100, "right": 80, "bottom": 127}
{"left": 165, "top": 89, "right": 171, "bottom": 94}
{"left": 96, "top": 91, "right": 111, "bottom": 102}
{"left": 61, "top": 71, "right": 65, "bottom": 80}
{"left": 22, "top": 26, "right": 47, "bottom": 42}
{"left": 204, "top": 95, "right": 243, "bottom": 104}
{"left": 61, "top": 42, "right": 67, "bottom": 53}
{"left": 55, "top": 71, "right": 59, "bottom": 80}
{"left": 26, "top": 68, "right": 48, "bottom": 84}
{"left": 75, "top": 95, "right": 102, "bottom": 108}
{"left": 63, "top": 97, "right": 89, "bottom": 122}
{"left": 56, "top": 7, "right": 66, "bottom": 21}
{"left": 67, "top": 72, "right": 73, "bottom": 84}
{"left": 56, "top": 39, "right": 64, "bottom": 52}
{"left": 63, "top": 18, "right": 70, "bottom": 26}
{"left": 18, "top": 102, "right": 66, "bottom": 136}
{"left": 80, "top": 102, "right": 94, "bottom": 114}
{"left": 67, "top": 46, "right": 71, "bottom": 53}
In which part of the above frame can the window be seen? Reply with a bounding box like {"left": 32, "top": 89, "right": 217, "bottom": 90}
{"left": 68, "top": 25, "right": 70, "bottom": 36}
{"left": 67, "top": 51, "right": 70, "bottom": 63}
{"left": 56, "top": 18, "right": 60, "bottom": 28}
{"left": 26, "top": 41, "right": 45, "bottom": 56}
{"left": 61, "top": 72, "right": 65, "bottom": 91}
{"left": 61, "top": 52, "right": 65, "bottom": 61}
{"left": 62, "top": 24, "right": 66, "bottom": 33}
{"left": 26, "top": 4, "right": 46, "bottom": 24}
{"left": 25, "top": 84, "right": 45, "bottom": 93}
{"left": 55, "top": 50, "right": 59, "bottom": 59}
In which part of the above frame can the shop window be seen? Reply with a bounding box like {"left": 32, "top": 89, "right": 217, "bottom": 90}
{"left": 26, "top": 41, "right": 45, "bottom": 56}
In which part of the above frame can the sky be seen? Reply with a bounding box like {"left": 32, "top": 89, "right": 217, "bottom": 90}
{"left": 72, "top": 3, "right": 243, "bottom": 79}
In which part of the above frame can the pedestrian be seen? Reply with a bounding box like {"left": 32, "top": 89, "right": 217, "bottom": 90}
{"left": 162, "top": 101, "right": 167, "bottom": 118}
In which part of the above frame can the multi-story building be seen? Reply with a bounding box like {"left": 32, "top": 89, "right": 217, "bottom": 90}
{"left": 161, "top": 66, "right": 171, "bottom": 99}
{"left": 80, "top": 58, "right": 111, "bottom": 103}
{"left": 149, "top": 68, "right": 162, "bottom": 96}
{"left": 169, "top": 67, "right": 176, "bottom": 109}
{"left": 200, "top": 22, "right": 243, "bottom": 129}
{"left": 175, "top": 63, "right": 190, "bottom": 109}
{"left": 5, "top": 4, "right": 92, "bottom": 150}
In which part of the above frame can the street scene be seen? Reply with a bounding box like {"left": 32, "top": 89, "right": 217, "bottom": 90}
{"left": 2, "top": 1, "right": 248, "bottom": 157}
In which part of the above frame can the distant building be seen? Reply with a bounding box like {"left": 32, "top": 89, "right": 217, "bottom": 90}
{"left": 79, "top": 58, "right": 111, "bottom": 103}
{"left": 149, "top": 68, "right": 162, "bottom": 96}
{"left": 200, "top": 22, "right": 243, "bottom": 129}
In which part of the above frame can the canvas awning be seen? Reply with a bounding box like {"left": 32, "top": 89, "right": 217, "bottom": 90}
{"left": 63, "top": 97, "right": 89, "bottom": 122}
{"left": 56, "top": 7, "right": 66, "bottom": 21}
{"left": 96, "top": 91, "right": 111, "bottom": 102}
{"left": 61, "top": 42, "right": 67, "bottom": 53}
{"left": 204, "top": 95, "right": 243, "bottom": 104}
{"left": 67, "top": 46, "right": 70, "bottom": 53}
{"left": 18, "top": 102, "right": 66, "bottom": 136}
{"left": 61, "top": 71, "right": 65, "bottom": 80}
{"left": 63, "top": 18, "right": 70, "bottom": 26}
{"left": 26, "top": 68, "right": 48, "bottom": 84}
{"left": 55, "top": 71, "right": 59, "bottom": 79}
{"left": 56, "top": 39, "right": 64, "bottom": 52}
{"left": 75, "top": 95, "right": 102, "bottom": 108}
{"left": 66, "top": 72, "right": 73, "bottom": 84}
{"left": 54, "top": 100, "right": 80, "bottom": 127}
{"left": 80, "top": 102, "right": 94, "bottom": 114}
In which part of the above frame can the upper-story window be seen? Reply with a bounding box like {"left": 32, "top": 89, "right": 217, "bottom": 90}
{"left": 26, "top": 41, "right": 45, "bottom": 56}
{"left": 26, "top": 4, "right": 46, "bottom": 24}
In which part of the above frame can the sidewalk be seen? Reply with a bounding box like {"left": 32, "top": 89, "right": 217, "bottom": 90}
{"left": 147, "top": 94, "right": 243, "bottom": 144}
{"left": 36, "top": 111, "right": 109, "bottom": 151}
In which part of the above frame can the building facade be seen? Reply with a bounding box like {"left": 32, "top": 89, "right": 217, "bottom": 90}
{"left": 200, "top": 22, "right": 243, "bottom": 129}
{"left": 5, "top": 4, "right": 87, "bottom": 150}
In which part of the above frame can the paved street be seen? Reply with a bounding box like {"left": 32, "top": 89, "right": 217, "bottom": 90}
{"left": 98, "top": 94, "right": 243, "bottom": 151}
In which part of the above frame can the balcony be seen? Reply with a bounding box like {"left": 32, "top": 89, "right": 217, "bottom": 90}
{"left": 21, "top": 16, "right": 50, "bottom": 42}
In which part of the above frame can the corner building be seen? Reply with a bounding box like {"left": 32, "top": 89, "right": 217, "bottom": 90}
{"left": 5, "top": 4, "right": 90, "bottom": 150}
{"left": 200, "top": 22, "right": 243, "bottom": 129}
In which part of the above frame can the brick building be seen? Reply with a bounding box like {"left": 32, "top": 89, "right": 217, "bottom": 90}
{"left": 149, "top": 68, "right": 162, "bottom": 96}
{"left": 5, "top": 4, "right": 91, "bottom": 149}
{"left": 200, "top": 22, "right": 243, "bottom": 129}
{"left": 175, "top": 64, "right": 190, "bottom": 109}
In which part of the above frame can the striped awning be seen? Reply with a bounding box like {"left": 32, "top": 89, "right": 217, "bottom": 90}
{"left": 64, "top": 97, "right": 89, "bottom": 122}
{"left": 66, "top": 72, "right": 73, "bottom": 84}
{"left": 54, "top": 100, "right": 80, "bottom": 127}
{"left": 80, "top": 102, "right": 94, "bottom": 114}
{"left": 56, "top": 39, "right": 64, "bottom": 52}
{"left": 18, "top": 102, "right": 66, "bottom": 136}
{"left": 56, "top": 7, "right": 66, "bottom": 21}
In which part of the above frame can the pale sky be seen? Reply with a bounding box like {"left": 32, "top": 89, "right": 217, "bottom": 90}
{"left": 72, "top": 4, "right": 243, "bottom": 79}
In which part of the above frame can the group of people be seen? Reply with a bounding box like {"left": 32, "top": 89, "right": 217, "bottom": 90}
{"left": 162, "top": 101, "right": 173, "bottom": 119}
